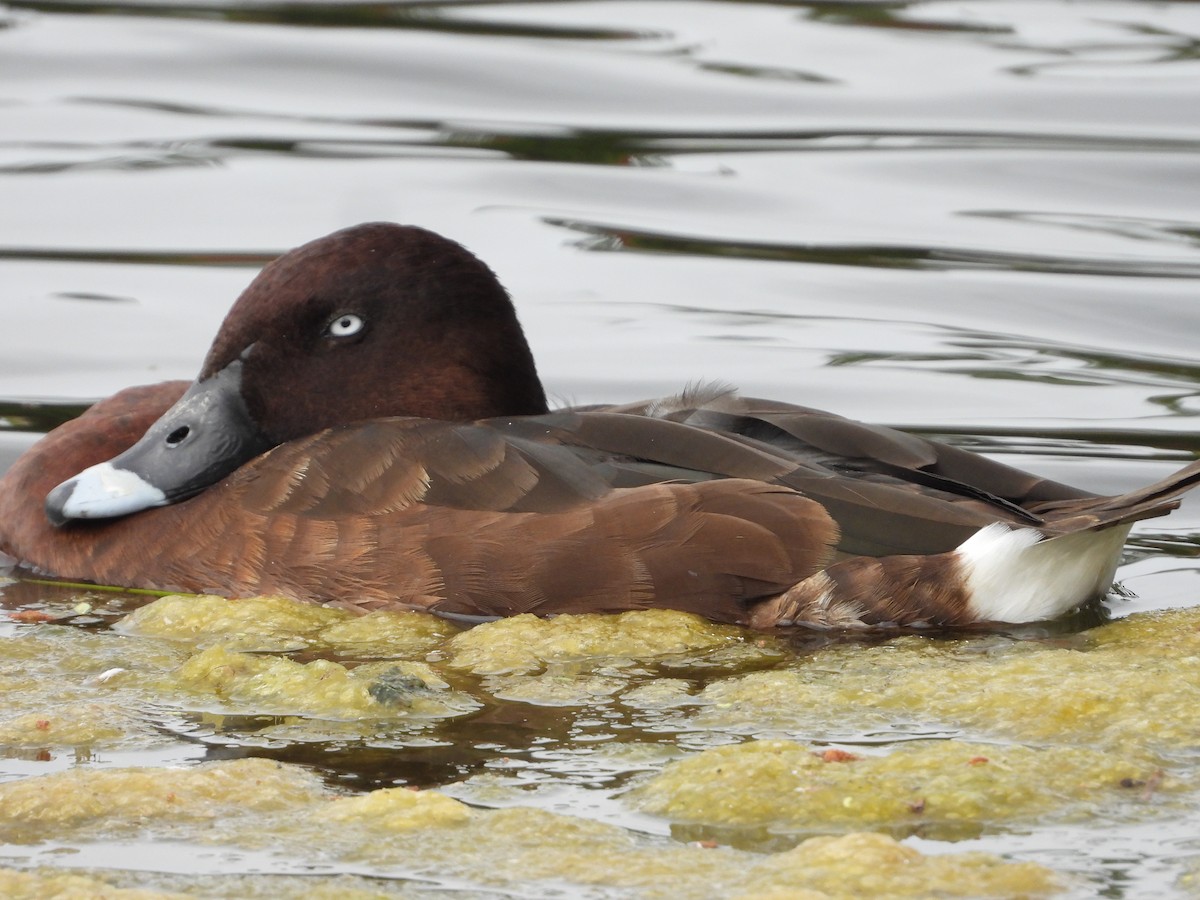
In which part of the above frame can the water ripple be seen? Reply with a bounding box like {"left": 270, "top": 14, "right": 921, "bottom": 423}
{"left": 0, "top": 136, "right": 501, "bottom": 174}
{"left": 6, "top": 0, "right": 662, "bottom": 39}
{"left": 0, "top": 246, "right": 275, "bottom": 266}
{"left": 550, "top": 217, "right": 1200, "bottom": 280}
{"left": 802, "top": 3, "right": 1013, "bottom": 35}
{"left": 967, "top": 210, "right": 1200, "bottom": 250}
{"left": 9, "top": 111, "right": 1199, "bottom": 176}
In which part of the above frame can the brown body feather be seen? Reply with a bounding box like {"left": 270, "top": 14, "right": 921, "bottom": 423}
{"left": 3, "top": 381, "right": 1198, "bottom": 627}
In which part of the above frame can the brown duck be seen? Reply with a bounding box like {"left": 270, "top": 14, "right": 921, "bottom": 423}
{"left": 1, "top": 223, "right": 1197, "bottom": 628}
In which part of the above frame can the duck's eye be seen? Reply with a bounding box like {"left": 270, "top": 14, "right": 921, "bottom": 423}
{"left": 326, "top": 313, "right": 365, "bottom": 339}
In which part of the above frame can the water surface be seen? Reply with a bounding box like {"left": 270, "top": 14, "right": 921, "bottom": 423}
{"left": 2, "top": 0, "right": 1200, "bottom": 896}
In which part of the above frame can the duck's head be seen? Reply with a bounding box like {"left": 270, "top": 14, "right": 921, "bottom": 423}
{"left": 45, "top": 223, "right": 548, "bottom": 524}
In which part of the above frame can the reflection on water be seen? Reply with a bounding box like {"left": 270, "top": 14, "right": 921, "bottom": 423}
{"left": 8, "top": 0, "right": 656, "bottom": 39}
{"left": 2, "top": 0, "right": 1200, "bottom": 895}
{"left": 550, "top": 215, "right": 1200, "bottom": 278}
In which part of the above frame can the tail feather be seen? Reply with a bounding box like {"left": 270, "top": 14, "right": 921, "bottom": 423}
{"left": 748, "top": 520, "right": 1135, "bottom": 630}
{"left": 1034, "top": 458, "right": 1200, "bottom": 532}
{"left": 751, "top": 460, "right": 1200, "bottom": 629}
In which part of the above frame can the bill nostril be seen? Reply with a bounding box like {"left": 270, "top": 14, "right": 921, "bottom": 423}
{"left": 165, "top": 426, "right": 190, "bottom": 447}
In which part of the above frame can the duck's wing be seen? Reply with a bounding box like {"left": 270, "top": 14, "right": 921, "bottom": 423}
{"left": 527, "top": 406, "right": 1041, "bottom": 557}
{"left": 712, "top": 396, "right": 1200, "bottom": 535}
{"left": 166, "top": 417, "right": 839, "bottom": 620}
{"left": 552, "top": 392, "right": 1197, "bottom": 557}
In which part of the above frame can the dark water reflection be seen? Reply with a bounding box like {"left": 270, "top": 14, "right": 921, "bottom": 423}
{"left": 3, "top": 0, "right": 1200, "bottom": 895}
{"left": 7, "top": 0, "right": 657, "bottom": 39}
{"left": 552, "top": 215, "right": 1200, "bottom": 278}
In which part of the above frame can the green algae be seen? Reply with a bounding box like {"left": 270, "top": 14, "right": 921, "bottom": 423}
{"left": 319, "top": 609, "right": 458, "bottom": 658}
{"left": 176, "top": 644, "right": 477, "bottom": 720}
{"left": 619, "top": 676, "right": 697, "bottom": 709}
{"left": 441, "top": 608, "right": 785, "bottom": 708}
{"left": 0, "top": 868, "right": 192, "bottom": 900}
{"left": 0, "top": 622, "right": 183, "bottom": 683}
{"left": 119, "top": 593, "right": 347, "bottom": 651}
{"left": 2, "top": 591, "right": 1200, "bottom": 894}
{"left": 482, "top": 670, "right": 629, "bottom": 705}
{"left": 119, "top": 594, "right": 453, "bottom": 657}
{"left": 0, "top": 758, "right": 1062, "bottom": 899}
{"left": 0, "top": 869, "right": 469, "bottom": 900}
{"left": 686, "top": 606, "right": 1200, "bottom": 761}
{"left": 444, "top": 609, "right": 751, "bottom": 675}
{"left": 739, "top": 831, "right": 1059, "bottom": 899}
{"left": 0, "top": 701, "right": 158, "bottom": 749}
{"left": 0, "top": 625, "right": 186, "bottom": 750}
{"left": 630, "top": 738, "right": 1176, "bottom": 839}
{"left": 316, "top": 783, "right": 473, "bottom": 830}
{"left": 0, "top": 758, "right": 327, "bottom": 844}
{"left": 111, "top": 595, "right": 480, "bottom": 729}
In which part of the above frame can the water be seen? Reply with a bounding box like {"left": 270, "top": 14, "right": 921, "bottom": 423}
{"left": 2, "top": 0, "right": 1200, "bottom": 895}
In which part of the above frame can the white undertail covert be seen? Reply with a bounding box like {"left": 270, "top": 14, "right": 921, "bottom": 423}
{"left": 957, "top": 522, "right": 1132, "bottom": 622}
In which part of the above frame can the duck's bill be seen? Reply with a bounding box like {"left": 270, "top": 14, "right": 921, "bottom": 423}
{"left": 45, "top": 360, "right": 271, "bottom": 526}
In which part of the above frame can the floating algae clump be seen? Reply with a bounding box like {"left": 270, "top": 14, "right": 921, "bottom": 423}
{"left": 843, "top": 607, "right": 1200, "bottom": 757}
{"left": 0, "top": 758, "right": 1061, "bottom": 899}
{"left": 675, "top": 605, "right": 1200, "bottom": 761}
{"left": 316, "top": 786, "right": 472, "bottom": 831}
{"left": 318, "top": 609, "right": 457, "bottom": 658}
{"left": 120, "top": 594, "right": 453, "bottom": 657}
{"left": 0, "top": 757, "right": 325, "bottom": 844}
{"left": 445, "top": 609, "right": 747, "bottom": 674}
{"left": 177, "top": 644, "right": 476, "bottom": 719}
{"left": 631, "top": 738, "right": 1171, "bottom": 838}
{"left": 120, "top": 594, "right": 349, "bottom": 650}
{"left": 445, "top": 609, "right": 770, "bottom": 707}
{"left": 0, "top": 701, "right": 155, "bottom": 749}
{"left": 300, "top": 800, "right": 1060, "bottom": 900}
{"left": 0, "top": 624, "right": 185, "bottom": 749}
{"left": 0, "top": 623, "right": 183, "bottom": 686}
{"left": 0, "top": 868, "right": 190, "bottom": 900}
{"left": 688, "top": 667, "right": 898, "bottom": 739}
{"left": 7, "top": 596, "right": 1196, "bottom": 894}
{"left": 738, "top": 831, "right": 1059, "bottom": 899}
{"left": 484, "top": 671, "right": 629, "bottom": 706}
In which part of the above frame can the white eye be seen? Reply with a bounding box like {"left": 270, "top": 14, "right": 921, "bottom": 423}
{"left": 327, "top": 313, "right": 364, "bottom": 338}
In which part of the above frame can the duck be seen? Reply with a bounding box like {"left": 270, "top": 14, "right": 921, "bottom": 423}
{"left": 1, "top": 222, "right": 1197, "bottom": 629}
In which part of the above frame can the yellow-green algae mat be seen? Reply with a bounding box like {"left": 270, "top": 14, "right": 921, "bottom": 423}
{"left": 0, "top": 593, "right": 1198, "bottom": 897}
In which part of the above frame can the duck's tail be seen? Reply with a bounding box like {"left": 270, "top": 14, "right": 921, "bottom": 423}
{"left": 1033, "top": 458, "right": 1200, "bottom": 533}
{"left": 750, "top": 458, "right": 1200, "bottom": 630}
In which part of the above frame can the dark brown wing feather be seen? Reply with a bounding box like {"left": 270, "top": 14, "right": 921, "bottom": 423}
{"left": 540, "top": 399, "right": 1083, "bottom": 556}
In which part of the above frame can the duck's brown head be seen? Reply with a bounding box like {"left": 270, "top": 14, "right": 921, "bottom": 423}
{"left": 205, "top": 222, "right": 547, "bottom": 440}
{"left": 45, "top": 223, "right": 549, "bottom": 524}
